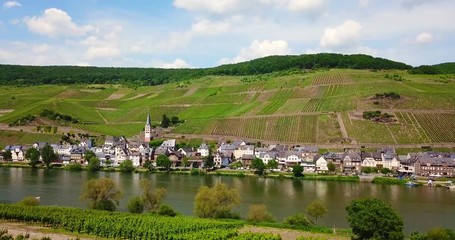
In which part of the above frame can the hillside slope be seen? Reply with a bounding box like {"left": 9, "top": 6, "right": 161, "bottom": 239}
{"left": 0, "top": 53, "right": 411, "bottom": 86}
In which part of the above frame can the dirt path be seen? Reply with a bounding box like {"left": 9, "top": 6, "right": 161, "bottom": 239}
{"left": 240, "top": 226, "right": 349, "bottom": 240}
{"left": 96, "top": 110, "right": 109, "bottom": 124}
{"left": 336, "top": 112, "right": 349, "bottom": 139}
{"left": 0, "top": 222, "right": 95, "bottom": 240}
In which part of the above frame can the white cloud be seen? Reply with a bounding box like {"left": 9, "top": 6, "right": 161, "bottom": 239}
{"left": 415, "top": 32, "right": 434, "bottom": 44}
{"left": 3, "top": 1, "right": 21, "bottom": 8}
{"left": 220, "top": 39, "right": 291, "bottom": 64}
{"left": 24, "top": 8, "right": 94, "bottom": 38}
{"left": 191, "top": 19, "right": 231, "bottom": 36}
{"left": 85, "top": 46, "right": 121, "bottom": 59}
{"left": 154, "top": 58, "right": 191, "bottom": 69}
{"left": 320, "top": 20, "right": 363, "bottom": 49}
{"left": 32, "top": 44, "right": 49, "bottom": 54}
{"left": 173, "top": 0, "right": 241, "bottom": 14}
{"left": 358, "top": 0, "right": 369, "bottom": 7}
{"left": 287, "top": 0, "right": 329, "bottom": 14}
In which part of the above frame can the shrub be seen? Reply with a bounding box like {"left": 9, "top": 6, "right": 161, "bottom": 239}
{"left": 284, "top": 213, "right": 311, "bottom": 228}
{"left": 18, "top": 196, "right": 40, "bottom": 206}
{"left": 65, "top": 163, "right": 83, "bottom": 171}
{"left": 158, "top": 204, "right": 177, "bottom": 217}
{"left": 246, "top": 204, "right": 274, "bottom": 222}
{"left": 194, "top": 183, "right": 240, "bottom": 219}
{"left": 127, "top": 196, "right": 144, "bottom": 213}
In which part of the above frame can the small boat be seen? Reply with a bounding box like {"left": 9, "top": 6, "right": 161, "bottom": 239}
{"left": 445, "top": 181, "right": 455, "bottom": 189}
{"left": 406, "top": 181, "right": 418, "bottom": 186}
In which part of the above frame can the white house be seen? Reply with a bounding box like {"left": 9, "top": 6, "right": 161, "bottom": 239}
{"left": 233, "top": 145, "right": 255, "bottom": 159}
{"left": 130, "top": 152, "right": 141, "bottom": 167}
{"left": 161, "top": 139, "right": 176, "bottom": 150}
{"left": 258, "top": 152, "right": 276, "bottom": 165}
{"left": 361, "top": 153, "right": 376, "bottom": 168}
{"left": 197, "top": 143, "right": 210, "bottom": 157}
{"left": 315, "top": 155, "right": 328, "bottom": 173}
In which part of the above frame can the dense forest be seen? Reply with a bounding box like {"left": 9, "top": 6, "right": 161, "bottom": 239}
{"left": 410, "top": 62, "right": 455, "bottom": 74}
{"left": 0, "top": 53, "right": 416, "bottom": 86}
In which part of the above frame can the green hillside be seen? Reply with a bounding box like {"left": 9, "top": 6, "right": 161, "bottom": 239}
{"left": 0, "top": 68, "right": 454, "bottom": 147}
{"left": 0, "top": 53, "right": 411, "bottom": 86}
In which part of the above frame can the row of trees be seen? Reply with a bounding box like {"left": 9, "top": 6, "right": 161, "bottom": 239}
{"left": 81, "top": 178, "right": 455, "bottom": 240}
{"left": 2, "top": 144, "right": 58, "bottom": 168}
{"left": 0, "top": 53, "right": 412, "bottom": 86}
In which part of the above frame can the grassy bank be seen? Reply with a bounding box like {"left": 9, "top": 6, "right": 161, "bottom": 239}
{"left": 372, "top": 177, "right": 407, "bottom": 185}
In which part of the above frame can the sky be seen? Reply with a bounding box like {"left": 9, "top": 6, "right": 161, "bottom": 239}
{"left": 0, "top": 0, "right": 454, "bottom": 68}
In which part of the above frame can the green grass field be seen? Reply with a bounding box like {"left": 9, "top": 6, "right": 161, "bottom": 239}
{"left": 1, "top": 69, "right": 455, "bottom": 145}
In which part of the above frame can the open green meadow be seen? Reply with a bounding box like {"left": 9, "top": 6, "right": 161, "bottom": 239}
{"left": 1, "top": 69, "right": 455, "bottom": 146}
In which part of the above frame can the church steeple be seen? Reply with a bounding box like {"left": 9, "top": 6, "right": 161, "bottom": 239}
{"left": 144, "top": 110, "right": 151, "bottom": 142}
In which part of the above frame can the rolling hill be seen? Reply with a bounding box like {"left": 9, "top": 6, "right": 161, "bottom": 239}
{"left": 0, "top": 66, "right": 454, "bottom": 148}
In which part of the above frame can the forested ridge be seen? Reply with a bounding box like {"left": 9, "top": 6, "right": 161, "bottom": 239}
{"left": 0, "top": 53, "right": 417, "bottom": 86}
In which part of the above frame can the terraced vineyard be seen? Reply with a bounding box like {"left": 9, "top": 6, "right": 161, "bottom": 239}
{"left": 1, "top": 69, "right": 455, "bottom": 146}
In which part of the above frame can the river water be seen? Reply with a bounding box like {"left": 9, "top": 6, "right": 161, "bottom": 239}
{"left": 0, "top": 168, "right": 454, "bottom": 233}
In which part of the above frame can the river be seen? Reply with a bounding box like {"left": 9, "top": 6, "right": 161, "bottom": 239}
{"left": 1, "top": 168, "right": 454, "bottom": 233}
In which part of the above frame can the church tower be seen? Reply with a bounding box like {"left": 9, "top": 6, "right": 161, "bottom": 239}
{"left": 144, "top": 111, "right": 151, "bottom": 142}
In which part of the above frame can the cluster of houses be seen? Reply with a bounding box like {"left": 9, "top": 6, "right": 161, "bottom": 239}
{"left": 1, "top": 136, "right": 455, "bottom": 177}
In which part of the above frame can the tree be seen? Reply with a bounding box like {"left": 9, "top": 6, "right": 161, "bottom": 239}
{"left": 140, "top": 179, "right": 167, "bottom": 212}
{"left": 266, "top": 159, "right": 278, "bottom": 172}
{"left": 346, "top": 198, "right": 404, "bottom": 240}
{"left": 3, "top": 149, "right": 12, "bottom": 161}
{"left": 161, "top": 114, "right": 170, "bottom": 128}
{"left": 425, "top": 227, "right": 455, "bottom": 240}
{"left": 158, "top": 204, "right": 177, "bottom": 217}
{"left": 203, "top": 154, "right": 215, "bottom": 169}
{"left": 25, "top": 148, "right": 40, "bottom": 168}
{"left": 80, "top": 178, "right": 123, "bottom": 211}
{"left": 84, "top": 150, "right": 96, "bottom": 163}
{"left": 143, "top": 159, "right": 154, "bottom": 171}
{"left": 306, "top": 200, "right": 327, "bottom": 223}
{"left": 181, "top": 157, "right": 190, "bottom": 169}
{"left": 156, "top": 154, "right": 172, "bottom": 171}
{"left": 88, "top": 156, "right": 101, "bottom": 171}
{"left": 194, "top": 183, "right": 240, "bottom": 219}
{"left": 292, "top": 164, "right": 304, "bottom": 177}
{"left": 246, "top": 204, "right": 274, "bottom": 222}
{"left": 251, "top": 158, "right": 265, "bottom": 175}
{"left": 327, "top": 162, "right": 336, "bottom": 173}
{"left": 127, "top": 196, "right": 144, "bottom": 213}
{"left": 40, "top": 144, "right": 57, "bottom": 168}
{"left": 119, "top": 160, "right": 135, "bottom": 172}
{"left": 170, "top": 116, "right": 180, "bottom": 125}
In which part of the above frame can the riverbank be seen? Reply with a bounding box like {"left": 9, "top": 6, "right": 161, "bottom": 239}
{"left": 1, "top": 161, "right": 453, "bottom": 186}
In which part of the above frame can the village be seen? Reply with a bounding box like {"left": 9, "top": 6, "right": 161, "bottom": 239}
{"left": 1, "top": 113, "right": 455, "bottom": 179}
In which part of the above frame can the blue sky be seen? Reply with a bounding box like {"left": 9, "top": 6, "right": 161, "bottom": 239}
{"left": 0, "top": 0, "right": 454, "bottom": 68}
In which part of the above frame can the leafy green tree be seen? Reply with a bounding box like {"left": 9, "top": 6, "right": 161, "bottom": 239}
{"left": 88, "top": 156, "right": 101, "bottom": 171}
{"left": 140, "top": 179, "right": 167, "bottom": 212}
{"left": 143, "top": 159, "right": 154, "bottom": 171}
{"left": 119, "top": 160, "right": 135, "bottom": 172}
{"left": 127, "top": 196, "right": 144, "bottom": 213}
{"left": 306, "top": 200, "right": 327, "bottom": 223}
{"left": 156, "top": 154, "right": 172, "bottom": 171}
{"left": 246, "top": 204, "right": 274, "bottom": 222}
{"left": 181, "top": 157, "right": 190, "bottom": 169}
{"left": 266, "top": 159, "right": 278, "bottom": 171}
{"left": 80, "top": 178, "right": 123, "bottom": 211}
{"left": 84, "top": 150, "right": 96, "bottom": 163}
{"left": 327, "top": 162, "right": 336, "bottom": 173}
{"left": 346, "top": 198, "right": 404, "bottom": 240}
{"left": 292, "top": 164, "right": 304, "bottom": 177}
{"left": 161, "top": 114, "right": 170, "bottom": 128}
{"left": 40, "top": 144, "right": 57, "bottom": 168}
{"left": 170, "top": 116, "right": 180, "bottom": 125}
{"left": 362, "top": 167, "right": 373, "bottom": 174}
{"left": 194, "top": 183, "right": 240, "bottom": 219}
{"left": 251, "top": 158, "right": 266, "bottom": 175}
{"left": 3, "top": 149, "right": 12, "bottom": 161}
{"left": 203, "top": 154, "right": 215, "bottom": 169}
{"left": 25, "top": 148, "right": 40, "bottom": 168}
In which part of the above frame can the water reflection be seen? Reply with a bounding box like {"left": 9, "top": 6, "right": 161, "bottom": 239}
{"left": 0, "top": 168, "right": 454, "bottom": 233}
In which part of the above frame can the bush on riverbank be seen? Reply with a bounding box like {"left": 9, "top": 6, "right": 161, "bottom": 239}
{"left": 372, "top": 177, "right": 407, "bottom": 185}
